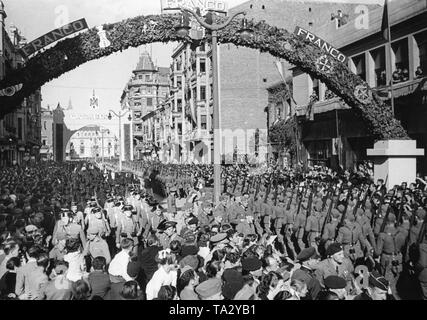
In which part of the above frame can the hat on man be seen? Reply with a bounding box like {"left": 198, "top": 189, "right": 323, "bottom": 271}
{"left": 210, "top": 233, "right": 229, "bottom": 244}
{"left": 195, "top": 278, "right": 222, "bottom": 299}
{"left": 241, "top": 257, "right": 262, "bottom": 272}
{"left": 326, "top": 242, "right": 343, "bottom": 257}
{"left": 324, "top": 276, "right": 347, "bottom": 289}
{"left": 157, "top": 220, "right": 177, "bottom": 231}
{"left": 297, "top": 247, "right": 317, "bottom": 262}
{"left": 369, "top": 271, "right": 389, "bottom": 291}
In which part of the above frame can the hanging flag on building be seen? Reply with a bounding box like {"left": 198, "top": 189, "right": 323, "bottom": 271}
{"left": 90, "top": 89, "right": 99, "bottom": 109}
{"left": 381, "top": 0, "right": 390, "bottom": 41}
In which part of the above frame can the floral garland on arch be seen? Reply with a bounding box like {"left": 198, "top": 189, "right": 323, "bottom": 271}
{"left": 0, "top": 13, "right": 408, "bottom": 140}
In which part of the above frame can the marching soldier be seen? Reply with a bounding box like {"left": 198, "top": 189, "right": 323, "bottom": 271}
{"left": 305, "top": 200, "right": 323, "bottom": 253}
{"left": 116, "top": 205, "right": 139, "bottom": 248}
{"left": 336, "top": 213, "right": 366, "bottom": 262}
{"left": 229, "top": 196, "right": 255, "bottom": 236}
{"left": 375, "top": 213, "right": 406, "bottom": 299}
{"left": 294, "top": 200, "right": 308, "bottom": 252}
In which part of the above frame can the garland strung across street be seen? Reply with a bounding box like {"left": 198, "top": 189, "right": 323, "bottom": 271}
{"left": 0, "top": 13, "right": 409, "bottom": 140}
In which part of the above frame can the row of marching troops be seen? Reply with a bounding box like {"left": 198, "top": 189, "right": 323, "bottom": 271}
{"left": 149, "top": 163, "right": 427, "bottom": 300}
{"left": 8, "top": 160, "right": 425, "bottom": 299}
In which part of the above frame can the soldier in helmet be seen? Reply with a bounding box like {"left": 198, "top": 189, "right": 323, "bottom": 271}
{"left": 336, "top": 213, "right": 366, "bottom": 262}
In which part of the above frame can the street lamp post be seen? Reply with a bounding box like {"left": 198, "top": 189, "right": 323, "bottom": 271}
{"left": 176, "top": 8, "right": 252, "bottom": 204}
{"left": 108, "top": 109, "right": 132, "bottom": 172}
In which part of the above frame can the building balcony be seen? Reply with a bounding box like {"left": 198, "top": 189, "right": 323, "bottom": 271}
{"left": 372, "top": 76, "right": 427, "bottom": 101}
{"left": 296, "top": 75, "right": 427, "bottom": 118}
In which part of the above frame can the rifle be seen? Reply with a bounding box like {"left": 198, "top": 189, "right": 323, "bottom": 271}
{"left": 264, "top": 172, "right": 274, "bottom": 204}
{"left": 232, "top": 175, "right": 239, "bottom": 194}
{"left": 241, "top": 176, "right": 247, "bottom": 194}
{"left": 293, "top": 184, "right": 308, "bottom": 222}
{"left": 286, "top": 184, "right": 295, "bottom": 211}
{"left": 334, "top": 186, "right": 353, "bottom": 241}
{"left": 372, "top": 189, "right": 386, "bottom": 229}
{"left": 396, "top": 189, "right": 406, "bottom": 226}
{"left": 321, "top": 184, "right": 331, "bottom": 211}
{"left": 352, "top": 185, "right": 365, "bottom": 216}
{"left": 273, "top": 179, "right": 279, "bottom": 206}
{"left": 255, "top": 177, "right": 261, "bottom": 199}
{"left": 303, "top": 183, "right": 316, "bottom": 231}
{"left": 320, "top": 185, "right": 337, "bottom": 237}
{"left": 223, "top": 170, "right": 228, "bottom": 193}
{"left": 379, "top": 187, "right": 398, "bottom": 234}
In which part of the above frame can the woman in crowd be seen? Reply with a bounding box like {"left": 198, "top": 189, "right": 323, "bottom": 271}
{"left": 145, "top": 249, "right": 177, "bottom": 300}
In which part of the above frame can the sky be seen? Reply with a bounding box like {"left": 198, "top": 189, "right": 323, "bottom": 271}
{"left": 3, "top": 0, "right": 384, "bottom": 134}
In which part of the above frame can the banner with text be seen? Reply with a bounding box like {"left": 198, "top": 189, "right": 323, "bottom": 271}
{"left": 20, "top": 18, "right": 89, "bottom": 58}
{"left": 294, "top": 26, "right": 348, "bottom": 64}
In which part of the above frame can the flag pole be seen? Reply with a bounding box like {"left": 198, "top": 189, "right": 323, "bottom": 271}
{"left": 385, "top": 0, "right": 395, "bottom": 115}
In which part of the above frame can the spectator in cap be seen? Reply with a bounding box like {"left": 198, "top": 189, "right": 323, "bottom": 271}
{"left": 145, "top": 249, "right": 178, "bottom": 300}
{"left": 177, "top": 266, "right": 200, "bottom": 300}
{"left": 314, "top": 242, "right": 354, "bottom": 287}
{"left": 242, "top": 257, "right": 263, "bottom": 282}
{"left": 292, "top": 247, "right": 321, "bottom": 300}
{"left": 323, "top": 275, "right": 348, "bottom": 300}
{"left": 353, "top": 271, "right": 390, "bottom": 300}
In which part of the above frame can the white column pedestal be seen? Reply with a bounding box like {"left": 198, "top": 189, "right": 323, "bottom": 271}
{"left": 367, "top": 140, "right": 424, "bottom": 190}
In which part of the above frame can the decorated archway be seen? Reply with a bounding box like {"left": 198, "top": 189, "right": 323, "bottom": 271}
{"left": 0, "top": 13, "right": 409, "bottom": 140}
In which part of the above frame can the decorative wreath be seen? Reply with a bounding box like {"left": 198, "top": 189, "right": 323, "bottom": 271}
{"left": 0, "top": 13, "right": 408, "bottom": 140}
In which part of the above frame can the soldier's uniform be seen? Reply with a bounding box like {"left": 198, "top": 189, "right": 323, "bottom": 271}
{"left": 373, "top": 204, "right": 388, "bottom": 237}
{"left": 52, "top": 218, "right": 87, "bottom": 247}
{"left": 294, "top": 201, "right": 308, "bottom": 251}
{"left": 305, "top": 200, "right": 324, "bottom": 252}
{"left": 376, "top": 214, "right": 406, "bottom": 299}
{"left": 321, "top": 208, "right": 340, "bottom": 251}
{"left": 116, "top": 206, "right": 139, "bottom": 246}
{"left": 229, "top": 204, "right": 256, "bottom": 236}
{"left": 355, "top": 208, "right": 376, "bottom": 254}
{"left": 252, "top": 194, "right": 265, "bottom": 236}
{"left": 167, "top": 187, "right": 178, "bottom": 214}
{"left": 336, "top": 214, "right": 366, "bottom": 261}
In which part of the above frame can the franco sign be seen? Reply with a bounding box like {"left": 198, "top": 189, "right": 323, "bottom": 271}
{"left": 19, "top": 18, "right": 89, "bottom": 58}
{"left": 294, "top": 26, "right": 348, "bottom": 64}
{"left": 161, "top": 0, "right": 228, "bottom": 13}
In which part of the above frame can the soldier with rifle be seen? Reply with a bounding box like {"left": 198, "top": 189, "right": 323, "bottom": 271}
{"left": 375, "top": 192, "right": 407, "bottom": 300}
{"left": 305, "top": 186, "right": 323, "bottom": 253}
{"left": 336, "top": 185, "right": 367, "bottom": 262}
{"left": 294, "top": 183, "right": 310, "bottom": 251}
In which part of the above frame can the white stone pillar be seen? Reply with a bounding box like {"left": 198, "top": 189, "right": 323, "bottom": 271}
{"left": 367, "top": 140, "right": 424, "bottom": 190}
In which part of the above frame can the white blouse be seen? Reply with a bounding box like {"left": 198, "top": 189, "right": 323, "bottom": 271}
{"left": 145, "top": 266, "right": 177, "bottom": 300}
